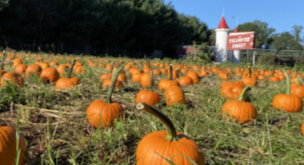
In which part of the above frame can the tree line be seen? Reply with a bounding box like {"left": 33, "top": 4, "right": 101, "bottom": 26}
{"left": 0, "top": 0, "right": 210, "bottom": 57}
{"left": 0, "top": 0, "right": 303, "bottom": 57}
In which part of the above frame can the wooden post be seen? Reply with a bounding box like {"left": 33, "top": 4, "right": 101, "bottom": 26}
{"left": 247, "top": 50, "right": 250, "bottom": 63}
{"left": 252, "top": 51, "right": 256, "bottom": 65}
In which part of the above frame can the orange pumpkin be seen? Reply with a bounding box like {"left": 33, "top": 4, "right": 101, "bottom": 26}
{"left": 177, "top": 76, "right": 193, "bottom": 86}
{"left": 14, "top": 64, "right": 27, "bottom": 75}
{"left": 164, "top": 85, "right": 186, "bottom": 106}
{"left": 25, "top": 64, "right": 42, "bottom": 77}
{"left": 158, "top": 79, "right": 179, "bottom": 91}
{"left": 87, "top": 68, "right": 123, "bottom": 128}
{"left": 272, "top": 70, "right": 302, "bottom": 112}
{"left": 136, "top": 71, "right": 161, "bottom": 106}
{"left": 221, "top": 83, "right": 244, "bottom": 99}
{"left": 222, "top": 87, "right": 257, "bottom": 124}
{"left": 1, "top": 72, "right": 24, "bottom": 87}
{"left": 140, "top": 73, "right": 153, "bottom": 88}
{"left": 40, "top": 67, "right": 60, "bottom": 83}
{"left": 186, "top": 71, "right": 199, "bottom": 84}
{"left": 0, "top": 126, "right": 27, "bottom": 165}
{"left": 136, "top": 103, "right": 204, "bottom": 165}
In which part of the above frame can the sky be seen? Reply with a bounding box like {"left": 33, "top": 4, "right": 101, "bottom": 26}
{"left": 163, "top": 0, "right": 304, "bottom": 34}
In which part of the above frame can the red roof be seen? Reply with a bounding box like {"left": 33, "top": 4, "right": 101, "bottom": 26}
{"left": 234, "top": 28, "right": 238, "bottom": 32}
{"left": 217, "top": 16, "right": 229, "bottom": 29}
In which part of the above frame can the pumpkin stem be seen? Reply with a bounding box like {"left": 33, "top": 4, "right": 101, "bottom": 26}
{"left": 149, "top": 70, "right": 154, "bottom": 90}
{"left": 169, "top": 64, "right": 173, "bottom": 80}
{"left": 1, "top": 50, "right": 6, "bottom": 70}
{"left": 67, "top": 59, "right": 76, "bottom": 78}
{"left": 238, "top": 86, "right": 250, "bottom": 101}
{"left": 136, "top": 103, "right": 178, "bottom": 141}
{"left": 106, "top": 67, "right": 123, "bottom": 103}
{"left": 282, "top": 69, "right": 290, "bottom": 94}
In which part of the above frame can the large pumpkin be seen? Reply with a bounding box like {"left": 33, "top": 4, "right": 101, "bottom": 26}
{"left": 136, "top": 103, "right": 204, "bottom": 165}
{"left": 87, "top": 68, "right": 124, "bottom": 128}
{"left": 0, "top": 126, "right": 27, "bottom": 165}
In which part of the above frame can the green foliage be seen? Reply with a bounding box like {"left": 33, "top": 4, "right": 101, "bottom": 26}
{"left": 256, "top": 52, "right": 276, "bottom": 65}
{"left": 186, "top": 42, "right": 214, "bottom": 63}
{"left": 0, "top": 0, "right": 9, "bottom": 10}
{"left": 237, "top": 20, "right": 275, "bottom": 48}
{"left": 0, "top": 83, "right": 25, "bottom": 110}
{"left": 271, "top": 32, "right": 303, "bottom": 50}
{"left": 0, "top": 0, "right": 210, "bottom": 56}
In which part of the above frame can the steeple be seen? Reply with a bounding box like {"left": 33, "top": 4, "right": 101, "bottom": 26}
{"left": 217, "top": 16, "right": 229, "bottom": 29}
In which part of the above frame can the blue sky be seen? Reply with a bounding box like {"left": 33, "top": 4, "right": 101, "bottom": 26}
{"left": 163, "top": 0, "right": 304, "bottom": 34}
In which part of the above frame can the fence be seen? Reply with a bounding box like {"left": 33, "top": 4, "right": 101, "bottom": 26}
{"left": 239, "top": 49, "right": 304, "bottom": 66}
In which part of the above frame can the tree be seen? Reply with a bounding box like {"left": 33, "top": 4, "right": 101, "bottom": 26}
{"left": 292, "top": 25, "right": 303, "bottom": 43}
{"left": 0, "top": 0, "right": 9, "bottom": 10}
{"left": 237, "top": 20, "right": 275, "bottom": 49}
{"left": 271, "top": 32, "right": 303, "bottom": 50}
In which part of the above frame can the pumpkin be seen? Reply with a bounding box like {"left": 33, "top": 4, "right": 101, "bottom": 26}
{"left": 272, "top": 70, "right": 302, "bottom": 112}
{"left": 131, "top": 72, "right": 143, "bottom": 83}
{"left": 136, "top": 103, "right": 204, "bottom": 165}
{"left": 136, "top": 71, "right": 161, "bottom": 106}
{"left": 268, "top": 76, "right": 280, "bottom": 82}
{"left": 177, "top": 76, "right": 193, "bottom": 86}
{"left": 164, "top": 85, "right": 186, "bottom": 106}
{"left": 221, "top": 82, "right": 244, "bottom": 99}
{"left": 49, "top": 61, "right": 59, "bottom": 67}
{"left": 40, "top": 67, "right": 60, "bottom": 83}
{"left": 25, "top": 64, "right": 42, "bottom": 77}
{"left": 100, "top": 73, "right": 112, "bottom": 82}
{"left": 187, "top": 71, "right": 199, "bottom": 84}
{"left": 1, "top": 72, "right": 24, "bottom": 87}
{"left": 140, "top": 72, "right": 153, "bottom": 88}
{"left": 13, "top": 58, "right": 23, "bottom": 68}
{"left": 222, "top": 87, "right": 257, "bottom": 124}
{"left": 290, "top": 72, "right": 304, "bottom": 99}
{"left": 241, "top": 67, "right": 257, "bottom": 86}
{"left": 87, "top": 67, "right": 124, "bottom": 127}
{"left": 158, "top": 79, "right": 179, "bottom": 91}
{"left": 0, "top": 126, "right": 27, "bottom": 165}
{"left": 55, "top": 59, "right": 79, "bottom": 89}
{"left": 14, "top": 64, "right": 27, "bottom": 75}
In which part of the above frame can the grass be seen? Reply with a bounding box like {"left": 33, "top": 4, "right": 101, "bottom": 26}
{"left": 0, "top": 52, "right": 304, "bottom": 164}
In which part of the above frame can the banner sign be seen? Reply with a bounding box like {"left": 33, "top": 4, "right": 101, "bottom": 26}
{"left": 227, "top": 31, "right": 255, "bottom": 50}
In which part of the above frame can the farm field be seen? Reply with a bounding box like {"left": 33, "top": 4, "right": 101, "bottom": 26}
{"left": 1, "top": 51, "right": 304, "bottom": 165}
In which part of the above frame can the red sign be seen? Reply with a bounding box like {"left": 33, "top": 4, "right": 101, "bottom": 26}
{"left": 227, "top": 31, "right": 255, "bottom": 50}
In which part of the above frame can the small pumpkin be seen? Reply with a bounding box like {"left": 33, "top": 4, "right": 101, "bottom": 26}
{"left": 140, "top": 72, "right": 153, "bottom": 88}
{"left": 55, "top": 59, "right": 79, "bottom": 89}
{"left": 0, "top": 126, "right": 27, "bottom": 165}
{"left": 136, "top": 103, "right": 205, "bottom": 165}
{"left": 25, "top": 64, "right": 42, "bottom": 77}
{"left": 222, "top": 87, "right": 257, "bottom": 124}
{"left": 40, "top": 67, "right": 60, "bottom": 83}
{"left": 87, "top": 67, "right": 124, "bottom": 128}
{"left": 164, "top": 85, "right": 186, "bottom": 106}
{"left": 1, "top": 72, "right": 24, "bottom": 87}
{"left": 186, "top": 71, "right": 199, "bottom": 84}
{"left": 177, "top": 76, "right": 193, "bottom": 86}
{"left": 136, "top": 71, "right": 161, "bottom": 106}
{"left": 272, "top": 70, "right": 302, "bottom": 112}
{"left": 221, "top": 82, "right": 244, "bottom": 100}
{"left": 14, "top": 64, "right": 27, "bottom": 75}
